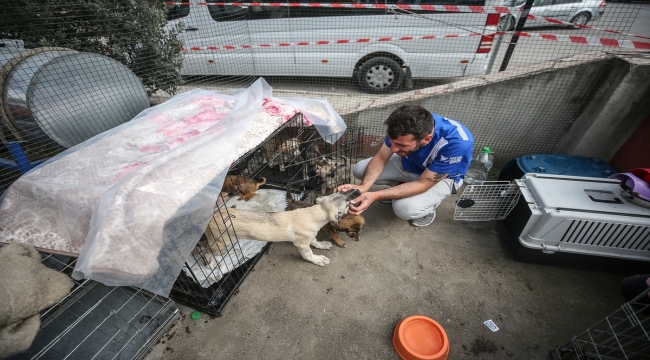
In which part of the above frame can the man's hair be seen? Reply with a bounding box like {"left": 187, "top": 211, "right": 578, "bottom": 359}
{"left": 384, "top": 105, "right": 434, "bottom": 141}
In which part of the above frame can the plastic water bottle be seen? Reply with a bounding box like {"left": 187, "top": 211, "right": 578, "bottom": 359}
{"left": 464, "top": 147, "right": 495, "bottom": 185}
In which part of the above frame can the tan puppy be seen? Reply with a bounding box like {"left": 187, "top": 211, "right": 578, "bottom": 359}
{"left": 285, "top": 185, "right": 365, "bottom": 248}
{"left": 192, "top": 208, "right": 237, "bottom": 268}
{"left": 222, "top": 175, "right": 266, "bottom": 201}
{"left": 216, "top": 189, "right": 360, "bottom": 266}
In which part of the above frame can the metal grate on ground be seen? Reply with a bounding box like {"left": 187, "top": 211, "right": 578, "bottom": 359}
{"left": 454, "top": 181, "right": 521, "bottom": 221}
{"left": 552, "top": 286, "right": 650, "bottom": 360}
{"left": 8, "top": 253, "right": 180, "bottom": 360}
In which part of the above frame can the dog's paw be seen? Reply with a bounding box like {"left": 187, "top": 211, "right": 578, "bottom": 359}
{"left": 336, "top": 242, "right": 347, "bottom": 248}
{"left": 311, "top": 255, "right": 330, "bottom": 266}
{"left": 311, "top": 240, "right": 332, "bottom": 250}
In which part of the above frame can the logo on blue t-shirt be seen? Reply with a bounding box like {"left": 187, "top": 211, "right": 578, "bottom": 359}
{"left": 442, "top": 155, "right": 463, "bottom": 165}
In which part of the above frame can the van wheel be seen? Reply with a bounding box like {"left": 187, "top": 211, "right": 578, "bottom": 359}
{"left": 497, "top": 15, "right": 515, "bottom": 32}
{"left": 357, "top": 57, "right": 403, "bottom": 94}
{"left": 569, "top": 13, "right": 590, "bottom": 29}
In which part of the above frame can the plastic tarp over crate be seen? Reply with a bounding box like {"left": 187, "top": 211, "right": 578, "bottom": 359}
{"left": 0, "top": 78, "right": 346, "bottom": 296}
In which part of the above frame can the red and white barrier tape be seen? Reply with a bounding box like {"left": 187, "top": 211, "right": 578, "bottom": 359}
{"left": 180, "top": 31, "right": 650, "bottom": 51}
{"left": 165, "top": 2, "right": 650, "bottom": 41}
{"left": 503, "top": 31, "right": 650, "bottom": 50}
{"left": 181, "top": 33, "right": 482, "bottom": 51}
{"left": 523, "top": 14, "right": 650, "bottom": 41}
{"left": 164, "top": 2, "right": 511, "bottom": 14}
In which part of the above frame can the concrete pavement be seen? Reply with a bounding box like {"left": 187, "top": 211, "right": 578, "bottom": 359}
{"left": 144, "top": 184, "right": 630, "bottom": 360}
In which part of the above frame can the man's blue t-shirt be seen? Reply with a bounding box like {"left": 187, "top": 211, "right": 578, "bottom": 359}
{"left": 384, "top": 113, "right": 474, "bottom": 183}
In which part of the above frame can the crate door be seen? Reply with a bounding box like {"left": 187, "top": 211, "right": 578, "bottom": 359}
{"left": 454, "top": 181, "right": 521, "bottom": 221}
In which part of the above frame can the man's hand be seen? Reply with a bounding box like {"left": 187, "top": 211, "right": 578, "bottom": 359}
{"left": 336, "top": 184, "right": 373, "bottom": 215}
{"left": 334, "top": 184, "right": 368, "bottom": 194}
{"left": 348, "top": 192, "right": 376, "bottom": 216}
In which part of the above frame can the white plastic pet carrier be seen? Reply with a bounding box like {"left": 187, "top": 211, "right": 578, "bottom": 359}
{"left": 456, "top": 174, "right": 650, "bottom": 261}
{"left": 515, "top": 174, "right": 650, "bottom": 259}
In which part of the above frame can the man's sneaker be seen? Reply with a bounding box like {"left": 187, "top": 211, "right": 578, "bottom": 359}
{"left": 410, "top": 210, "right": 436, "bottom": 227}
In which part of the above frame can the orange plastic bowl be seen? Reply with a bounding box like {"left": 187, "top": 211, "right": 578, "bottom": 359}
{"left": 392, "top": 316, "right": 450, "bottom": 360}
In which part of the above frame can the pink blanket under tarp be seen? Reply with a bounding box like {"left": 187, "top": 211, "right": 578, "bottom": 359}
{"left": 0, "top": 78, "right": 345, "bottom": 296}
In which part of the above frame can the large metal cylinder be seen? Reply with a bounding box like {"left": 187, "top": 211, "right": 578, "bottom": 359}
{"left": 1, "top": 48, "right": 150, "bottom": 148}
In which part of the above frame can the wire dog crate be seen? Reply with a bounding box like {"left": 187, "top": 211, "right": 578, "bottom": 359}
{"left": 10, "top": 253, "right": 179, "bottom": 360}
{"left": 169, "top": 113, "right": 363, "bottom": 316}
{"left": 552, "top": 286, "right": 650, "bottom": 360}
{"left": 233, "top": 114, "right": 364, "bottom": 197}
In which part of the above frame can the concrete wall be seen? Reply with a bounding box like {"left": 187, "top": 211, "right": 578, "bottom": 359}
{"left": 339, "top": 52, "right": 650, "bottom": 170}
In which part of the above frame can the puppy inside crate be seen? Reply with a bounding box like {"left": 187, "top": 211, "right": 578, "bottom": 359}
{"left": 261, "top": 135, "right": 302, "bottom": 173}
{"left": 244, "top": 134, "right": 352, "bottom": 196}
{"left": 304, "top": 155, "right": 352, "bottom": 196}
{"left": 301, "top": 141, "right": 353, "bottom": 196}
{"left": 191, "top": 205, "right": 237, "bottom": 270}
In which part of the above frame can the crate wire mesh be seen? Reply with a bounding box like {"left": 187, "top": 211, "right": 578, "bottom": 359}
{"left": 228, "top": 113, "right": 363, "bottom": 198}
{"left": 552, "top": 286, "right": 650, "bottom": 360}
{"left": 454, "top": 181, "right": 521, "bottom": 221}
{"left": 170, "top": 113, "right": 363, "bottom": 316}
{"left": 169, "top": 198, "right": 263, "bottom": 317}
{"left": 8, "top": 252, "right": 179, "bottom": 360}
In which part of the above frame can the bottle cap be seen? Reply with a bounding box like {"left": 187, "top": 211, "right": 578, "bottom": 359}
{"left": 480, "top": 147, "right": 494, "bottom": 154}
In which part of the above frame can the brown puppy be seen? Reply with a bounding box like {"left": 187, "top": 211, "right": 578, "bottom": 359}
{"left": 222, "top": 175, "right": 266, "bottom": 201}
{"left": 286, "top": 184, "right": 365, "bottom": 248}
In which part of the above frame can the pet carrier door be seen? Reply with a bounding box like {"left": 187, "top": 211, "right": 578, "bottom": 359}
{"left": 454, "top": 181, "right": 521, "bottom": 221}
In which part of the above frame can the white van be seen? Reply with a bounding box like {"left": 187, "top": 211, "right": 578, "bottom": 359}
{"left": 164, "top": 0, "right": 500, "bottom": 93}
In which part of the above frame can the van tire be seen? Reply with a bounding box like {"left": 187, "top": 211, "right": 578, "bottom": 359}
{"left": 569, "top": 13, "right": 590, "bottom": 29}
{"left": 497, "top": 15, "right": 515, "bottom": 32}
{"left": 357, "top": 57, "right": 403, "bottom": 94}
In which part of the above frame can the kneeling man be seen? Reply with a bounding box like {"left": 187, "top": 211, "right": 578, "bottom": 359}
{"left": 336, "top": 105, "right": 474, "bottom": 227}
